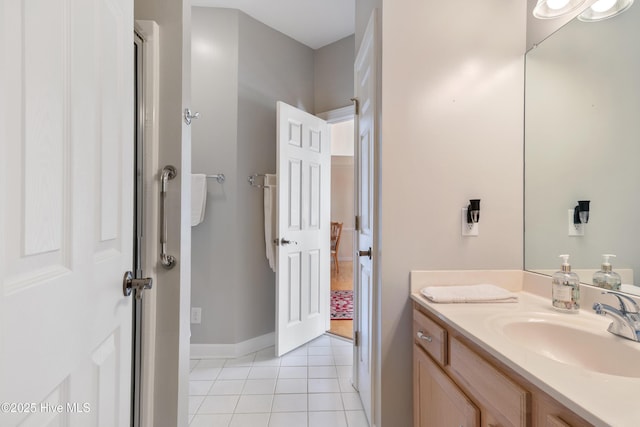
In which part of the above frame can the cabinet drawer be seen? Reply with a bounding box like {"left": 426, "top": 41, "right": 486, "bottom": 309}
{"left": 413, "top": 308, "right": 447, "bottom": 366}
{"left": 450, "top": 337, "right": 530, "bottom": 427}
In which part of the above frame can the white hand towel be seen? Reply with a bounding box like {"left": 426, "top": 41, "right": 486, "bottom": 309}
{"left": 420, "top": 284, "right": 518, "bottom": 303}
{"left": 264, "top": 174, "right": 277, "bottom": 272}
{"left": 191, "top": 174, "right": 207, "bottom": 227}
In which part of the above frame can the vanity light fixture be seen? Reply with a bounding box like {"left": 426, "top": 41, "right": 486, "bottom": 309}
{"left": 533, "top": 0, "right": 587, "bottom": 19}
{"left": 462, "top": 199, "right": 480, "bottom": 237}
{"left": 578, "top": 0, "right": 634, "bottom": 21}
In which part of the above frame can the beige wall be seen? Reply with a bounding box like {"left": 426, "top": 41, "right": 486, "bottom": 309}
{"left": 379, "top": 0, "right": 526, "bottom": 425}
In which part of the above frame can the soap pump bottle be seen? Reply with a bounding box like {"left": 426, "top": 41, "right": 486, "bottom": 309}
{"left": 592, "top": 254, "right": 622, "bottom": 291}
{"left": 552, "top": 254, "right": 580, "bottom": 313}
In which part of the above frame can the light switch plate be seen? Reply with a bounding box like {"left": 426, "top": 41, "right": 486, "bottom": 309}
{"left": 461, "top": 208, "right": 479, "bottom": 236}
{"left": 568, "top": 209, "right": 584, "bottom": 236}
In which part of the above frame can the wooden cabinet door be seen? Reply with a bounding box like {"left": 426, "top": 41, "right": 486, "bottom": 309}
{"left": 414, "top": 346, "right": 480, "bottom": 427}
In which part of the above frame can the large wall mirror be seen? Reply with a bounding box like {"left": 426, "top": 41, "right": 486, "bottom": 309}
{"left": 525, "top": 2, "right": 640, "bottom": 293}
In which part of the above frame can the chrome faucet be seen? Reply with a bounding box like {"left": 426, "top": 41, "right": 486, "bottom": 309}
{"left": 593, "top": 291, "right": 640, "bottom": 342}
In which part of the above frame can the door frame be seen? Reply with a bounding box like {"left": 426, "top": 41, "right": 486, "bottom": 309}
{"left": 133, "top": 20, "right": 160, "bottom": 427}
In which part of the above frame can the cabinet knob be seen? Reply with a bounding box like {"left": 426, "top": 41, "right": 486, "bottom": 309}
{"left": 417, "top": 331, "right": 433, "bottom": 342}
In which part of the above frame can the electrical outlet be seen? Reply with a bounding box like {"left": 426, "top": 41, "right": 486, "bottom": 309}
{"left": 461, "top": 208, "right": 479, "bottom": 236}
{"left": 568, "top": 209, "right": 584, "bottom": 236}
{"left": 191, "top": 307, "right": 202, "bottom": 324}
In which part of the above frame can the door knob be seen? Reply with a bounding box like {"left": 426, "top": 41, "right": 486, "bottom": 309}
{"left": 275, "top": 238, "right": 298, "bottom": 246}
{"left": 123, "top": 271, "right": 153, "bottom": 300}
{"left": 358, "top": 247, "right": 372, "bottom": 260}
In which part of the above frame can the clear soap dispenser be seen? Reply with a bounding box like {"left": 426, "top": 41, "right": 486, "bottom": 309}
{"left": 592, "top": 254, "right": 622, "bottom": 291}
{"left": 552, "top": 254, "right": 580, "bottom": 313}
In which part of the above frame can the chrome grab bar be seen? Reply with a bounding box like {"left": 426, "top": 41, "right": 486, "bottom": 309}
{"left": 160, "top": 165, "right": 177, "bottom": 269}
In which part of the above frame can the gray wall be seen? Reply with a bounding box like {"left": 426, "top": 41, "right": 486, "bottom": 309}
{"left": 377, "top": 0, "right": 526, "bottom": 425}
{"left": 191, "top": 7, "right": 315, "bottom": 345}
{"left": 191, "top": 8, "right": 239, "bottom": 345}
{"left": 314, "top": 35, "right": 355, "bottom": 113}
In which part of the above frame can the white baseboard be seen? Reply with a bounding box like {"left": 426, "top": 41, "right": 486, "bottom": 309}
{"left": 191, "top": 332, "right": 275, "bottom": 359}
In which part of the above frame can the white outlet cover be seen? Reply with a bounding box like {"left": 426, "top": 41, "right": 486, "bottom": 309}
{"left": 461, "top": 208, "right": 479, "bottom": 236}
{"left": 568, "top": 209, "right": 584, "bottom": 236}
{"left": 191, "top": 307, "right": 202, "bottom": 324}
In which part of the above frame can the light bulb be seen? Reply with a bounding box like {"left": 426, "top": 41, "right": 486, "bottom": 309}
{"left": 546, "top": 0, "right": 571, "bottom": 9}
{"left": 590, "top": 0, "right": 618, "bottom": 12}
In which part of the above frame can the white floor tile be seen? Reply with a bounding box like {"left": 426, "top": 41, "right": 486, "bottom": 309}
{"left": 197, "top": 359, "right": 226, "bottom": 369}
{"left": 286, "top": 346, "right": 308, "bottom": 357}
{"left": 336, "top": 366, "right": 352, "bottom": 379}
{"left": 345, "top": 410, "right": 369, "bottom": 427}
{"left": 278, "top": 366, "right": 307, "bottom": 379}
{"left": 217, "top": 367, "right": 251, "bottom": 381}
{"left": 255, "top": 346, "right": 276, "bottom": 358}
{"left": 330, "top": 337, "right": 352, "bottom": 347}
{"left": 308, "top": 393, "right": 344, "bottom": 411}
{"left": 275, "top": 378, "right": 307, "bottom": 394}
{"left": 271, "top": 393, "right": 308, "bottom": 412}
{"left": 341, "top": 393, "right": 363, "bottom": 411}
{"left": 198, "top": 395, "right": 240, "bottom": 414}
{"left": 308, "top": 378, "right": 340, "bottom": 393}
{"left": 235, "top": 394, "right": 273, "bottom": 414}
{"left": 248, "top": 366, "right": 279, "bottom": 379}
{"left": 189, "top": 414, "right": 233, "bottom": 427}
{"left": 308, "top": 355, "right": 334, "bottom": 366}
{"left": 308, "top": 411, "right": 347, "bottom": 427}
{"left": 338, "top": 377, "right": 357, "bottom": 393}
{"left": 281, "top": 356, "right": 307, "bottom": 367}
{"left": 229, "top": 413, "right": 270, "bottom": 427}
{"left": 252, "top": 357, "right": 282, "bottom": 367}
{"left": 308, "top": 366, "right": 337, "bottom": 379}
{"left": 190, "top": 381, "right": 214, "bottom": 396}
{"left": 224, "top": 354, "right": 256, "bottom": 367}
{"left": 332, "top": 346, "right": 353, "bottom": 357}
{"left": 189, "top": 396, "right": 205, "bottom": 414}
{"left": 242, "top": 379, "right": 276, "bottom": 395}
{"left": 308, "top": 346, "right": 332, "bottom": 356}
{"left": 268, "top": 412, "right": 308, "bottom": 427}
{"left": 190, "top": 367, "right": 222, "bottom": 381}
{"left": 334, "top": 355, "right": 353, "bottom": 366}
{"left": 307, "top": 336, "right": 332, "bottom": 347}
{"left": 209, "top": 380, "right": 245, "bottom": 396}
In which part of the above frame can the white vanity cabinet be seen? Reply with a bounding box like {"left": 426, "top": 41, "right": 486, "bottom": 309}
{"left": 413, "top": 302, "right": 592, "bottom": 427}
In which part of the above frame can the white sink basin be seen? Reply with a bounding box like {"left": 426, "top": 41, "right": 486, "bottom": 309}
{"left": 487, "top": 312, "right": 640, "bottom": 377}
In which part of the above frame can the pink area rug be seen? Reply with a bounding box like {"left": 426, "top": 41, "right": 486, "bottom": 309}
{"left": 330, "top": 290, "right": 353, "bottom": 320}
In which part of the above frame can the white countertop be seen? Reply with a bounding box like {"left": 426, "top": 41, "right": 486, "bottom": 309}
{"left": 411, "top": 290, "right": 640, "bottom": 427}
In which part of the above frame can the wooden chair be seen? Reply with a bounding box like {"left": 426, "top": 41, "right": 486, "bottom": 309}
{"left": 330, "top": 222, "right": 343, "bottom": 274}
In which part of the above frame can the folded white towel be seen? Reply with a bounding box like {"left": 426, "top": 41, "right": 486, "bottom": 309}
{"left": 420, "top": 284, "right": 518, "bottom": 303}
{"left": 191, "top": 174, "right": 207, "bottom": 227}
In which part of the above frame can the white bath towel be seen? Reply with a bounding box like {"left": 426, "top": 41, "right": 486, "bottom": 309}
{"left": 264, "top": 174, "right": 277, "bottom": 272}
{"left": 420, "top": 284, "right": 518, "bottom": 303}
{"left": 191, "top": 174, "right": 207, "bottom": 227}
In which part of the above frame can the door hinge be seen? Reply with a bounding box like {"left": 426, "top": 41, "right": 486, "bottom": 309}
{"left": 350, "top": 97, "right": 360, "bottom": 115}
{"left": 355, "top": 215, "right": 360, "bottom": 231}
{"left": 354, "top": 331, "right": 360, "bottom": 347}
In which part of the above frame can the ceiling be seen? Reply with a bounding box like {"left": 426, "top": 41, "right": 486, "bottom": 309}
{"left": 191, "top": 0, "right": 355, "bottom": 50}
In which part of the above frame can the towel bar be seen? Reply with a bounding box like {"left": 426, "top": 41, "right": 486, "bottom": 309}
{"left": 248, "top": 174, "right": 267, "bottom": 188}
{"left": 206, "top": 174, "right": 225, "bottom": 184}
{"left": 160, "top": 165, "right": 177, "bottom": 269}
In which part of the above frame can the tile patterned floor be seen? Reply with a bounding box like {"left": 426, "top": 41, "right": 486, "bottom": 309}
{"left": 189, "top": 334, "right": 368, "bottom": 427}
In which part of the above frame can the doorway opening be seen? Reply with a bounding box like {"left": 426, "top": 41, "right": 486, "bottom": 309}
{"left": 328, "top": 118, "right": 355, "bottom": 340}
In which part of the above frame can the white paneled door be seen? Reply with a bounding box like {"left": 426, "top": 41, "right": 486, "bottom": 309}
{"left": 276, "top": 102, "right": 330, "bottom": 357}
{"left": 354, "top": 11, "right": 378, "bottom": 425}
{"left": 0, "top": 0, "right": 134, "bottom": 426}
